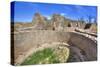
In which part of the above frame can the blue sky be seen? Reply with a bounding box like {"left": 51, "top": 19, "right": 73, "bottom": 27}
{"left": 11, "top": 1, "right": 97, "bottom": 23}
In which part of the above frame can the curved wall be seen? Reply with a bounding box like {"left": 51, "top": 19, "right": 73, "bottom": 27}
{"left": 12, "top": 30, "right": 97, "bottom": 65}
{"left": 68, "top": 32, "right": 97, "bottom": 61}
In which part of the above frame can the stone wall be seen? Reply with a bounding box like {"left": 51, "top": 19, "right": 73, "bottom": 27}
{"left": 68, "top": 32, "right": 97, "bottom": 61}
{"left": 12, "top": 30, "right": 97, "bottom": 65}
{"left": 13, "top": 30, "right": 70, "bottom": 65}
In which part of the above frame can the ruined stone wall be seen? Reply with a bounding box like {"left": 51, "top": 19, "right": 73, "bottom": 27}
{"left": 77, "top": 22, "right": 86, "bottom": 29}
{"left": 70, "top": 22, "right": 86, "bottom": 29}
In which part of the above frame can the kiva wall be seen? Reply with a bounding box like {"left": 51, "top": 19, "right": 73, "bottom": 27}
{"left": 13, "top": 30, "right": 70, "bottom": 65}
{"left": 68, "top": 32, "right": 97, "bottom": 61}
{"left": 12, "top": 30, "right": 97, "bottom": 65}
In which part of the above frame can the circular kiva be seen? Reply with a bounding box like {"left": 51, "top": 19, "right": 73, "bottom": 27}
{"left": 13, "top": 30, "right": 97, "bottom": 65}
{"left": 21, "top": 43, "right": 70, "bottom": 65}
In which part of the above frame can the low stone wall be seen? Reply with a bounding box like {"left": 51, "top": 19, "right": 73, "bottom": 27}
{"left": 12, "top": 30, "right": 97, "bottom": 65}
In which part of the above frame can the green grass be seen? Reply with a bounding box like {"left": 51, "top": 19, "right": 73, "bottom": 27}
{"left": 21, "top": 48, "right": 59, "bottom": 65}
{"left": 21, "top": 46, "right": 69, "bottom": 65}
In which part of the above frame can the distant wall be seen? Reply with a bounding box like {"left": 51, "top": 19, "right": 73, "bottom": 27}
{"left": 12, "top": 30, "right": 97, "bottom": 65}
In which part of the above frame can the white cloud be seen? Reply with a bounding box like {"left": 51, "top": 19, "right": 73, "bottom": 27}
{"left": 61, "top": 13, "right": 65, "bottom": 16}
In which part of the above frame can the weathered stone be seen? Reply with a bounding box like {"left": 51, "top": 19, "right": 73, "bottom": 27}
{"left": 32, "top": 13, "right": 47, "bottom": 30}
{"left": 51, "top": 14, "right": 65, "bottom": 31}
{"left": 90, "top": 23, "right": 97, "bottom": 33}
